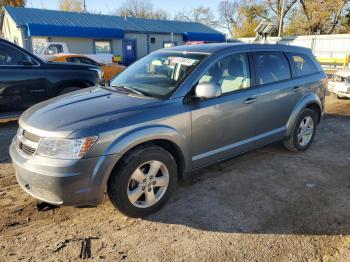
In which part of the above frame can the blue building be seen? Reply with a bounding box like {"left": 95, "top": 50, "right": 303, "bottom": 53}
{"left": 1, "top": 6, "right": 225, "bottom": 64}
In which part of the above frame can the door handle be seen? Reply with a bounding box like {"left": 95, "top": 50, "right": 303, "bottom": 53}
{"left": 243, "top": 97, "right": 257, "bottom": 104}
{"left": 293, "top": 86, "right": 302, "bottom": 92}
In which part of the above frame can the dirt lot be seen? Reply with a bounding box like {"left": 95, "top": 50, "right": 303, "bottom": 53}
{"left": 0, "top": 95, "right": 349, "bottom": 261}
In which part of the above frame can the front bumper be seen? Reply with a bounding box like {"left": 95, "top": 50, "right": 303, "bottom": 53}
{"left": 328, "top": 87, "right": 350, "bottom": 98}
{"left": 9, "top": 140, "right": 118, "bottom": 206}
{"left": 332, "top": 91, "right": 350, "bottom": 98}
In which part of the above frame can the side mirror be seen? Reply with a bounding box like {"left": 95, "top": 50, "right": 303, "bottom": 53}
{"left": 194, "top": 82, "right": 221, "bottom": 99}
{"left": 45, "top": 50, "right": 54, "bottom": 55}
{"left": 22, "top": 61, "right": 34, "bottom": 66}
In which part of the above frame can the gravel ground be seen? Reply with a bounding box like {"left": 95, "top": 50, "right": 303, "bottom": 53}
{"left": 0, "top": 95, "right": 349, "bottom": 261}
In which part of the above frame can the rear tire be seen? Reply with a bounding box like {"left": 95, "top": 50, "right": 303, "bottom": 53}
{"left": 107, "top": 144, "right": 177, "bottom": 218}
{"left": 283, "top": 108, "right": 317, "bottom": 152}
{"left": 58, "top": 86, "right": 81, "bottom": 95}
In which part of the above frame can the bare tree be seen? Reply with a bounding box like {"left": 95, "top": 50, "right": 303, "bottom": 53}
{"left": 174, "top": 6, "right": 218, "bottom": 27}
{"left": 266, "top": 0, "right": 298, "bottom": 33}
{"left": 116, "top": 0, "right": 169, "bottom": 19}
{"left": 58, "top": 0, "right": 83, "bottom": 12}
{"left": 217, "top": 0, "right": 242, "bottom": 36}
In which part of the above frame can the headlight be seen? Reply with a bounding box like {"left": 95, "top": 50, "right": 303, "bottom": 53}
{"left": 36, "top": 136, "right": 98, "bottom": 159}
{"left": 90, "top": 68, "right": 104, "bottom": 82}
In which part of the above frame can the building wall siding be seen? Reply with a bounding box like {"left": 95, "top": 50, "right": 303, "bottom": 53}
{"left": 2, "top": 11, "right": 23, "bottom": 47}
{"left": 49, "top": 37, "right": 95, "bottom": 54}
{"left": 112, "top": 39, "right": 123, "bottom": 56}
{"left": 149, "top": 33, "right": 184, "bottom": 52}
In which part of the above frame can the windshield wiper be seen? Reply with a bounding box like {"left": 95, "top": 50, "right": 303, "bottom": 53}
{"left": 111, "top": 85, "right": 153, "bottom": 97}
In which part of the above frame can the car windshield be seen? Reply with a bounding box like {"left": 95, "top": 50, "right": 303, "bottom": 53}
{"left": 109, "top": 52, "right": 207, "bottom": 98}
{"left": 35, "top": 45, "right": 47, "bottom": 55}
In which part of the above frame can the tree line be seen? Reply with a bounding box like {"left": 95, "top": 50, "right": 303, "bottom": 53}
{"left": 2, "top": 0, "right": 350, "bottom": 37}
{"left": 114, "top": 0, "right": 350, "bottom": 37}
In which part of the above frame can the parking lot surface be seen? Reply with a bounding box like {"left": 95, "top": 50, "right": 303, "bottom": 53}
{"left": 0, "top": 96, "right": 349, "bottom": 261}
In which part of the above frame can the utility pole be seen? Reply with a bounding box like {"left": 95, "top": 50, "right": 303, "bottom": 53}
{"left": 278, "top": 0, "right": 286, "bottom": 38}
{"left": 83, "top": 0, "right": 86, "bottom": 12}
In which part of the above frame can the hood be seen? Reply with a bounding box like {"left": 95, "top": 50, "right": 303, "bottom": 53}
{"left": 19, "top": 87, "right": 160, "bottom": 138}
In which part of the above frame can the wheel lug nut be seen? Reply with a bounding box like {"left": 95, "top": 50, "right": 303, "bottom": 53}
{"left": 148, "top": 187, "right": 152, "bottom": 192}
{"left": 142, "top": 186, "right": 146, "bottom": 191}
{"left": 150, "top": 175, "right": 153, "bottom": 179}
{"left": 143, "top": 179, "right": 147, "bottom": 183}
{"left": 152, "top": 181, "right": 156, "bottom": 185}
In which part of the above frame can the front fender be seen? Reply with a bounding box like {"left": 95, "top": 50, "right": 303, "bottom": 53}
{"left": 104, "top": 124, "right": 191, "bottom": 171}
{"left": 286, "top": 93, "right": 322, "bottom": 136}
{"left": 90, "top": 125, "right": 191, "bottom": 203}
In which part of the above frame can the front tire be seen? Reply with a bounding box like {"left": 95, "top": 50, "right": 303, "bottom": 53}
{"left": 107, "top": 145, "right": 177, "bottom": 218}
{"left": 283, "top": 108, "right": 317, "bottom": 152}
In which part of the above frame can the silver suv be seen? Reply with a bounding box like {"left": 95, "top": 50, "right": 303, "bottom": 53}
{"left": 10, "top": 44, "right": 327, "bottom": 217}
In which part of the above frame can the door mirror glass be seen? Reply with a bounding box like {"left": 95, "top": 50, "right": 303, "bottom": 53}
{"left": 21, "top": 60, "right": 34, "bottom": 66}
{"left": 194, "top": 82, "right": 222, "bottom": 99}
{"left": 45, "top": 50, "right": 54, "bottom": 55}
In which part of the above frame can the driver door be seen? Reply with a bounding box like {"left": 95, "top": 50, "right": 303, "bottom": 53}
{"left": 0, "top": 42, "right": 48, "bottom": 113}
{"left": 189, "top": 52, "right": 258, "bottom": 168}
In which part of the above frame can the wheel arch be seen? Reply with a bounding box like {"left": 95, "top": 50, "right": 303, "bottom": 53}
{"left": 286, "top": 93, "right": 323, "bottom": 136}
{"left": 92, "top": 125, "right": 191, "bottom": 202}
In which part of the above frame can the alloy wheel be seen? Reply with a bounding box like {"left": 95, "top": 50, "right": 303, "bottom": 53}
{"left": 297, "top": 116, "right": 314, "bottom": 147}
{"left": 127, "top": 160, "right": 169, "bottom": 208}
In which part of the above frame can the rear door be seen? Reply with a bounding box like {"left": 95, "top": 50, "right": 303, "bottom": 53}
{"left": 253, "top": 51, "right": 303, "bottom": 146}
{"left": 0, "top": 42, "right": 48, "bottom": 113}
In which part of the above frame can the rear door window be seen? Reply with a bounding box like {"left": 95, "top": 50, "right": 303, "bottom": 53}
{"left": 287, "top": 53, "right": 318, "bottom": 77}
{"left": 0, "top": 43, "right": 36, "bottom": 66}
{"left": 253, "top": 51, "right": 291, "bottom": 85}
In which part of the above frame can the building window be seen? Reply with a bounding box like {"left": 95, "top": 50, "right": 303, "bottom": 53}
{"left": 95, "top": 40, "right": 111, "bottom": 54}
{"left": 150, "top": 37, "right": 156, "bottom": 44}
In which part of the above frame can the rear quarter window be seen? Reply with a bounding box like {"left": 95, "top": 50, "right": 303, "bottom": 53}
{"left": 286, "top": 52, "right": 318, "bottom": 77}
{"left": 253, "top": 51, "right": 291, "bottom": 85}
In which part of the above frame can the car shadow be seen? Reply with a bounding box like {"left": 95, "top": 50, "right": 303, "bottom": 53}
{"left": 147, "top": 135, "right": 350, "bottom": 235}
{"left": 0, "top": 120, "right": 17, "bottom": 164}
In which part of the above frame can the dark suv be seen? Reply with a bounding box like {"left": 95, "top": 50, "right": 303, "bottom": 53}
{"left": 10, "top": 43, "right": 327, "bottom": 217}
{"left": 0, "top": 39, "right": 101, "bottom": 118}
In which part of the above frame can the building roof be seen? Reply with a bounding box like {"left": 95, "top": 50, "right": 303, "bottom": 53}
{"left": 4, "top": 6, "right": 222, "bottom": 37}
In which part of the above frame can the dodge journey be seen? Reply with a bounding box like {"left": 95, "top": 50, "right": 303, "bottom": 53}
{"left": 10, "top": 43, "right": 327, "bottom": 217}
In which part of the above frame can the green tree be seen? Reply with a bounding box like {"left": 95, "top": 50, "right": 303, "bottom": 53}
{"left": 0, "top": 0, "right": 25, "bottom": 8}
{"left": 235, "top": 3, "right": 268, "bottom": 37}
{"left": 299, "top": 0, "right": 349, "bottom": 34}
{"left": 58, "top": 0, "right": 83, "bottom": 12}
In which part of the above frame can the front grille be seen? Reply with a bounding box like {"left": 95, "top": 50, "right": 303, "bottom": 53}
{"left": 17, "top": 176, "right": 62, "bottom": 204}
{"left": 17, "top": 128, "right": 41, "bottom": 156}
{"left": 23, "top": 130, "right": 41, "bottom": 143}
{"left": 29, "top": 185, "right": 62, "bottom": 204}
{"left": 19, "top": 142, "right": 36, "bottom": 155}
